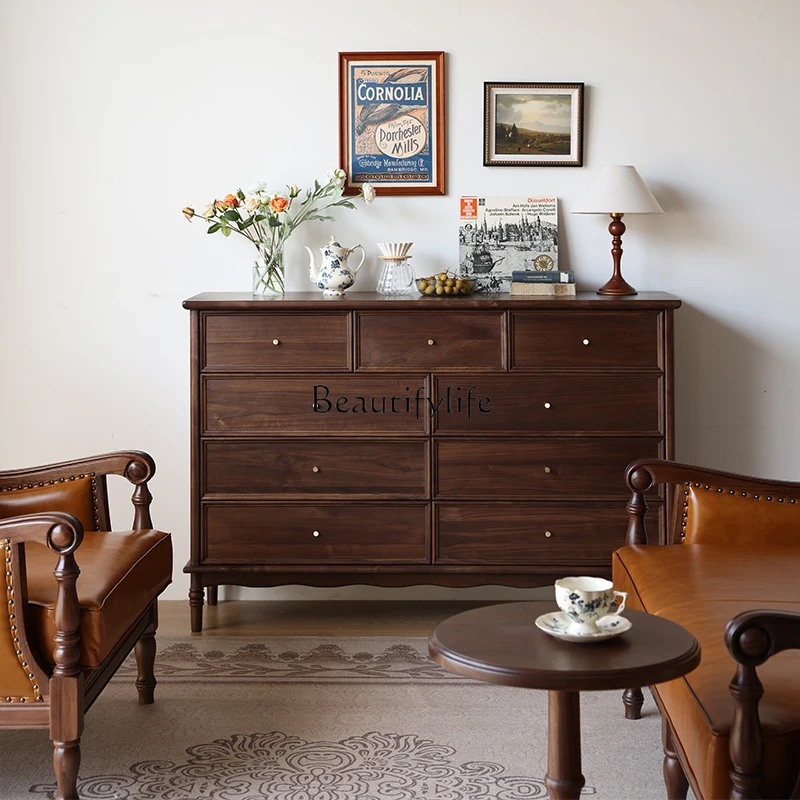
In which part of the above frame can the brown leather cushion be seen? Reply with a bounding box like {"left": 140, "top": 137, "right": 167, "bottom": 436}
{"left": 613, "top": 545, "right": 800, "bottom": 799}
{"left": 684, "top": 484, "right": 800, "bottom": 545}
{"left": 0, "top": 476, "right": 99, "bottom": 534}
{"left": 25, "top": 529, "right": 172, "bottom": 670}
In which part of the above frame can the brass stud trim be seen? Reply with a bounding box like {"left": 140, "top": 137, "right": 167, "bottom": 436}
{"left": 1, "top": 539, "right": 42, "bottom": 703}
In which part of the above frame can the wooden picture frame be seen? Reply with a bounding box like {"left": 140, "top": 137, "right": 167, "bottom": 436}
{"left": 339, "top": 51, "right": 446, "bottom": 196}
{"left": 483, "top": 82, "right": 584, "bottom": 167}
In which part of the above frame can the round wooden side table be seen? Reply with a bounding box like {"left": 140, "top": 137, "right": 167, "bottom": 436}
{"left": 428, "top": 601, "right": 700, "bottom": 800}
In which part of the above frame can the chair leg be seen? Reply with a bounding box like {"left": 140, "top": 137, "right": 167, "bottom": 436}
{"left": 52, "top": 739, "right": 81, "bottom": 800}
{"left": 623, "top": 687, "right": 644, "bottom": 720}
{"left": 189, "top": 573, "right": 204, "bottom": 633}
{"left": 135, "top": 605, "right": 158, "bottom": 705}
{"left": 207, "top": 585, "right": 218, "bottom": 606}
{"left": 662, "top": 715, "right": 689, "bottom": 799}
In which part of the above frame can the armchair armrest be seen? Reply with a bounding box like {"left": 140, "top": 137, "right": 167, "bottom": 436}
{"left": 725, "top": 610, "right": 800, "bottom": 799}
{"left": 623, "top": 459, "right": 800, "bottom": 547}
{"left": 0, "top": 512, "right": 83, "bottom": 700}
{"left": 0, "top": 450, "right": 156, "bottom": 531}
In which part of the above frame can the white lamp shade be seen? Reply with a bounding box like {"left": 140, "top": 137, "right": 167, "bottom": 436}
{"left": 571, "top": 165, "right": 664, "bottom": 215}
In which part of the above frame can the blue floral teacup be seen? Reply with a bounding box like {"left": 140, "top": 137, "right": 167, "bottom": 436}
{"left": 554, "top": 576, "right": 628, "bottom": 635}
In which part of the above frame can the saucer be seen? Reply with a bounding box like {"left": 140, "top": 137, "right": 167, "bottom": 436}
{"left": 535, "top": 611, "right": 632, "bottom": 644}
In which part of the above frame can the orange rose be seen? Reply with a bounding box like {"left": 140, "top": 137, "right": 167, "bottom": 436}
{"left": 270, "top": 195, "right": 288, "bottom": 214}
{"left": 217, "top": 193, "right": 241, "bottom": 210}
{"left": 182, "top": 206, "right": 195, "bottom": 220}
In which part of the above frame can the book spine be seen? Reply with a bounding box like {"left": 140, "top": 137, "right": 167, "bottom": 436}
{"left": 511, "top": 270, "right": 574, "bottom": 284}
{"left": 509, "top": 282, "right": 576, "bottom": 296}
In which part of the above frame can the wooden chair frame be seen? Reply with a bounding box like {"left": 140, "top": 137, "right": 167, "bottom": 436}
{"left": 0, "top": 451, "right": 161, "bottom": 800}
{"left": 620, "top": 458, "right": 800, "bottom": 799}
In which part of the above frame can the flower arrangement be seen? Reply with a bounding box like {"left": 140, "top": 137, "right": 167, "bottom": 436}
{"left": 182, "top": 169, "right": 375, "bottom": 296}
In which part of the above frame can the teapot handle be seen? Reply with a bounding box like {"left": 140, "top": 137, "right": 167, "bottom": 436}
{"left": 350, "top": 244, "right": 366, "bottom": 274}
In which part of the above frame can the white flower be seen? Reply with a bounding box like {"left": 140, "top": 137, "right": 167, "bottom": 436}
{"left": 244, "top": 196, "right": 260, "bottom": 213}
{"left": 200, "top": 202, "right": 216, "bottom": 220}
{"left": 361, "top": 182, "right": 376, "bottom": 205}
{"left": 248, "top": 178, "right": 267, "bottom": 194}
{"left": 326, "top": 168, "right": 347, "bottom": 189}
{"left": 288, "top": 184, "right": 300, "bottom": 198}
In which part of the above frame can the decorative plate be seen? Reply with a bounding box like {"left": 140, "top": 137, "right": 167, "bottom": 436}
{"left": 534, "top": 611, "right": 632, "bottom": 644}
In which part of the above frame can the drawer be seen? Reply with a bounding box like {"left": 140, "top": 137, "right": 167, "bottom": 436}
{"left": 204, "top": 375, "right": 429, "bottom": 435}
{"left": 433, "top": 374, "right": 662, "bottom": 434}
{"left": 511, "top": 311, "right": 660, "bottom": 370}
{"left": 434, "top": 438, "right": 662, "bottom": 498}
{"left": 436, "top": 503, "right": 651, "bottom": 564}
{"left": 357, "top": 312, "right": 504, "bottom": 371}
{"left": 202, "top": 503, "right": 429, "bottom": 564}
{"left": 203, "top": 313, "right": 350, "bottom": 371}
{"left": 204, "top": 439, "right": 428, "bottom": 498}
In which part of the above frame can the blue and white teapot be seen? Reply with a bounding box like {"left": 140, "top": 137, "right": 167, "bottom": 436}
{"left": 306, "top": 236, "right": 366, "bottom": 296}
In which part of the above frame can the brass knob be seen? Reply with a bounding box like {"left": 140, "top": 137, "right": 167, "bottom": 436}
{"left": 312, "top": 466, "right": 320, "bottom": 473}
{"left": 582, "top": 338, "right": 590, "bottom": 346}
{"left": 312, "top": 530, "right": 320, "bottom": 538}
{"left": 543, "top": 402, "right": 551, "bottom": 409}
{"left": 427, "top": 339, "right": 435, "bottom": 346}
{"left": 273, "top": 339, "right": 280, "bottom": 345}
{"left": 544, "top": 466, "right": 552, "bottom": 474}
{"left": 545, "top": 531, "right": 552, "bottom": 538}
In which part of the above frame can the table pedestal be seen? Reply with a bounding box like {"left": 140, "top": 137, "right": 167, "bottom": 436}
{"left": 545, "top": 690, "right": 585, "bottom": 800}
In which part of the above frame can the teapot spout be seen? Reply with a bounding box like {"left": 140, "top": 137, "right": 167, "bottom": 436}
{"left": 305, "top": 246, "right": 319, "bottom": 284}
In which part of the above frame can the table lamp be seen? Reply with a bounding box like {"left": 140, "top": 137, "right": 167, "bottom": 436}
{"left": 572, "top": 165, "right": 663, "bottom": 296}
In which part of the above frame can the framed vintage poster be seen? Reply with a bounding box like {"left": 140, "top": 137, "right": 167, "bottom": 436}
{"left": 483, "top": 82, "right": 584, "bottom": 167}
{"left": 339, "top": 51, "right": 445, "bottom": 196}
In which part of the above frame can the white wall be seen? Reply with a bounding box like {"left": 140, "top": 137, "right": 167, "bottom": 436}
{"left": 2, "top": 1, "right": 799, "bottom": 601}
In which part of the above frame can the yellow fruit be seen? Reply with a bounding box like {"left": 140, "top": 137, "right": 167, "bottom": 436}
{"left": 436, "top": 286, "right": 445, "bottom": 295}
{"left": 425, "top": 285, "right": 435, "bottom": 295}
{"left": 438, "top": 272, "right": 448, "bottom": 281}
{"left": 444, "top": 285, "right": 453, "bottom": 294}
{"left": 446, "top": 278, "right": 455, "bottom": 287}
{"left": 418, "top": 280, "right": 428, "bottom": 290}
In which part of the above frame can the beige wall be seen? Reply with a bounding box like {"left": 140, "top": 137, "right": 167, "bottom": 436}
{"left": 2, "top": 1, "right": 799, "bottom": 600}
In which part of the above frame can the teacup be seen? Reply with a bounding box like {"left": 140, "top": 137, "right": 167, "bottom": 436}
{"left": 554, "top": 576, "right": 628, "bottom": 635}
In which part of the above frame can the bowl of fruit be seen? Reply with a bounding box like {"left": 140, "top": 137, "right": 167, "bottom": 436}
{"left": 416, "top": 271, "right": 475, "bottom": 296}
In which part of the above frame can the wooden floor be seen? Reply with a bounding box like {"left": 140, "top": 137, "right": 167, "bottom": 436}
{"left": 159, "top": 599, "right": 521, "bottom": 637}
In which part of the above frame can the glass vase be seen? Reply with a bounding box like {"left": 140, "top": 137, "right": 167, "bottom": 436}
{"left": 252, "top": 244, "right": 285, "bottom": 297}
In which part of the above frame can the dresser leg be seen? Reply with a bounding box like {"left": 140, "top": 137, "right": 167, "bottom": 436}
{"left": 207, "top": 585, "right": 218, "bottom": 606}
{"left": 189, "top": 575, "right": 204, "bottom": 633}
{"left": 623, "top": 687, "right": 644, "bottom": 720}
{"left": 545, "top": 690, "right": 585, "bottom": 800}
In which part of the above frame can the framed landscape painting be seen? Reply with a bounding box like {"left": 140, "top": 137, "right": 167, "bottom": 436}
{"left": 339, "top": 51, "right": 445, "bottom": 196}
{"left": 483, "top": 82, "right": 584, "bottom": 167}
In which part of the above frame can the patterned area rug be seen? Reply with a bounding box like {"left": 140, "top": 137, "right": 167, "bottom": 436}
{"left": 0, "top": 636, "right": 665, "bottom": 799}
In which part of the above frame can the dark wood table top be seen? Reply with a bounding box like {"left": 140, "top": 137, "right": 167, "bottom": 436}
{"left": 428, "top": 602, "right": 701, "bottom": 691}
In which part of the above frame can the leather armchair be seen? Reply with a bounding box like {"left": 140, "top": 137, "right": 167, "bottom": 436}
{"left": 0, "top": 451, "right": 172, "bottom": 800}
{"left": 614, "top": 459, "right": 800, "bottom": 799}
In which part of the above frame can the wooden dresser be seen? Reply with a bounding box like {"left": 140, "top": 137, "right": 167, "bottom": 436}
{"left": 184, "top": 291, "right": 680, "bottom": 631}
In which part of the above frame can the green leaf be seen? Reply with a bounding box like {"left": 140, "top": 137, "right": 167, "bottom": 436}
{"left": 223, "top": 209, "right": 240, "bottom": 222}
{"left": 240, "top": 217, "right": 255, "bottom": 230}
{"left": 314, "top": 179, "right": 320, "bottom": 192}
{"left": 236, "top": 189, "right": 246, "bottom": 202}
{"left": 254, "top": 214, "right": 267, "bottom": 222}
{"left": 336, "top": 200, "right": 356, "bottom": 210}
{"left": 221, "top": 226, "right": 231, "bottom": 237}
{"left": 268, "top": 216, "right": 282, "bottom": 228}
{"left": 207, "top": 223, "right": 222, "bottom": 234}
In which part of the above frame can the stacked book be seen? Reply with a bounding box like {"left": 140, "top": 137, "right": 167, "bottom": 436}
{"left": 509, "top": 270, "right": 576, "bottom": 296}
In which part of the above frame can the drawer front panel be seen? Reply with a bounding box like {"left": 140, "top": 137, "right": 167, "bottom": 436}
{"left": 435, "top": 438, "right": 662, "bottom": 498}
{"left": 357, "top": 312, "right": 504, "bottom": 370}
{"left": 436, "top": 504, "right": 646, "bottom": 564}
{"left": 204, "top": 439, "right": 428, "bottom": 498}
{"left": 203, "top": 503, "right": 429, "bottom": 564}
{"left": 511, "top": 311, "right": 660, "bottom": 370}
{"left": 204, "top": 313, "right": 349, "bottom": 371}
{"left": 204, "top": 376, "right": 429, "bottom": 435}
{"left": 432, "top": 374, "right": 661, "bottom": 434}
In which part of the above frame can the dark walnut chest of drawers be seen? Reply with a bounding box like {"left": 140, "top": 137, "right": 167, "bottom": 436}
{"left": 184, "top": 291, "right": 680, "bottom": 631}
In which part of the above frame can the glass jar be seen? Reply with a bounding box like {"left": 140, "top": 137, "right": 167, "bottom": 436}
{"left": 376, "top": 256, "right": 415, "bottom": 296}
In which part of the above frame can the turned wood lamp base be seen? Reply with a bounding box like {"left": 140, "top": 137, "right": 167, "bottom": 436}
{"left": 597, "top": 213, "right": 638, "bottom": 296}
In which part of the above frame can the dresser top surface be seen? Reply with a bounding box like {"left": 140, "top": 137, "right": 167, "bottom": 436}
{"left": 184, "top": 291, "right": 681, "bottom": 310}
